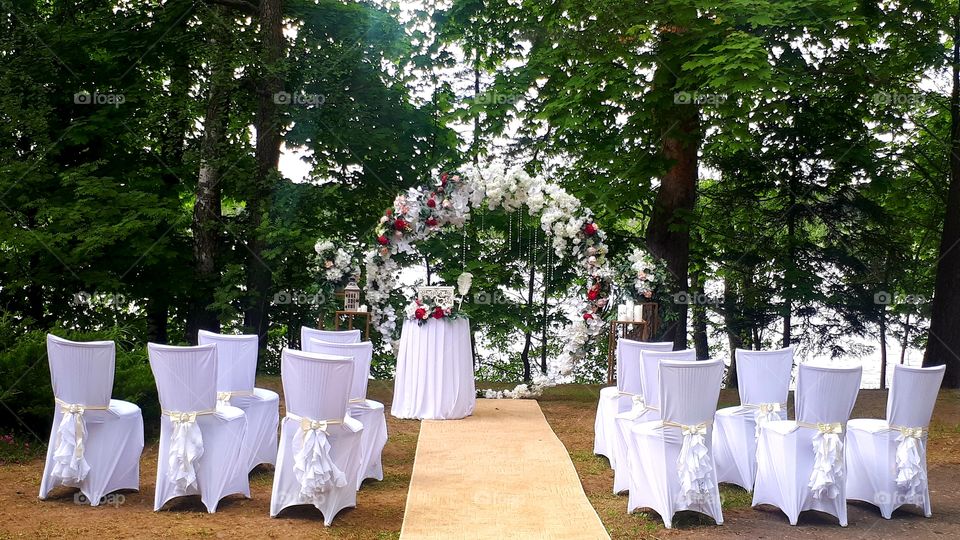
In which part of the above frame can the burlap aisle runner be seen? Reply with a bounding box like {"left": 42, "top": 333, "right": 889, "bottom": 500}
{"left": 400, "top": 399, "right": 610, "bottom": 539}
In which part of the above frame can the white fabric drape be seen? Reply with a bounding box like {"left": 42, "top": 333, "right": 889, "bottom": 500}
{"left": 149, "top": 343, "right": 250, "bottom": 513}
{"left": 392, "top": 318, "right": 475, "bottom": 420}
{"left": 270, "top": 348, "right": 363, "bottom": 526}
{"left": 846, "top": 364, "right": 944, "bottom": 519}
{"left": 669, "top": 421, "right": 714, "bottom": 506}
{"left": 626, "top": 359, "right": 725, "bottom": 529}
{"left": 40, "top": 335, "right": 145, "bottom": 506}
{"left": 804, "top": 422, "right": 844, "bottom": 500}
{"left": 50, "top": 399, "right": 109, "bottom": 485}
{"left": 288, "top": 413, "right": 348, "bottom": 503}
{"left": 752, "top": 363, "right": 862, "bottom": 527}
{"left": 164, "top": 409, "right": 216, "bottom": 492}
{"left": 593, "top": 340, "right": 673, "bottom": 466}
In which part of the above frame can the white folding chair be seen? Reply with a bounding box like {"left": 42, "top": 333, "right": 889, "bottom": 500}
{"left": 613, "top": 348, "right": 696, "bottom": 493}
{"left": 300, "top": 326, "right": 361, "bottom": 345}
{"left": 148, "top": 343, "right": 249, "bottom": 512}
{"left": 846, "top": 364, "right": 945, "bottom": 518}
{"left": 306, "top": 338, "right": 387, "bottom": 489}
{"left": 270, "top": 348, "right": 364, "bottom": 525}
{"left": 39, "top": 335, "right": 144, "bottom": 506}
{"left": 752, "top": 363, "right": 862, "bottom": 526}
{"left": 626, "top": 359, "right": 725, "bottom": 528}
{"left": 713, "top": 347, "right": 794, "bottom": 491}
{"left": 198, "top": 330, "right": 280, "bottom": 472}
{"left": 594, "top": 340, "right": 672, "bottom": 466}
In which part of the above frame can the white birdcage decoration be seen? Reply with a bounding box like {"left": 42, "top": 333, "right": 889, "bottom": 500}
{"left": 344, "top": 279, "right": 361, "bottom": 311}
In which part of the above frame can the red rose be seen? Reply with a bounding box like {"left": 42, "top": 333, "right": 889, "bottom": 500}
{"left": 583, "top": 312, "right": 594, "bottom": 320}
{"left": 427, "top": 198, "right": 437, "bottom": 208}
{"left": 426, "top": 216, "right": 439, "bottom": 227}
{"left": 432, "top": 306, "right": 445, "bottom": 319}
{"left": 440, "top": 172, "right": 449, "bottom": 185}
{"left": 385, "top": 208, "right": 393, "bottom": 217}
{"left": 415, "top": 307, "right": 427, "bottom": 319}
{"left": 377, "top": 235, "right": 389, "bottom": 245}
{"left": 394, "top": 218, "right": 408, "bottom": 231}
{"left": 583, "top": 223, "right": 598, "bottom": 236}
{"left": 587, "top": 289, "right": 599, "bottom": 301}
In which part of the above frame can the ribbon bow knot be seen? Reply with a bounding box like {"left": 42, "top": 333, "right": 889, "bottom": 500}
{"left": 631, "top": 395, "right": 646, "bottom": 408}
{"left": 168, "top": 411, "right": 198, "bottom": 424}
{"left": 898, "top": 426, "right": 924, "bottom": 439}
{"left": 817, "top": 422, "right": 843, "bottom": 435}
{"left": 300, "top": 418, "right": 330, "bottom": 433}
{"left": 681, "top": 423, "right": 709, "bottom": 436}
{"left": 216, "top": 391, "right": 232, "bottom": 404}
{"left": 759, "top": 402, "right": 780, "bottom": 415}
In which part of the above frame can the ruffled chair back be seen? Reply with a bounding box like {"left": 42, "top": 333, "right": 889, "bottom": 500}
{"left": 198, "top": 331, "right": 258, "bottom": 394}
{"left": 47, "top": 335, "right": 114, "bottom": 408}
{"left": 307, "top": 339, "right": 374, "bottom": 402}
{"left": 616, "top": 339, "right": 672, "bottom": 394}
{"left": 300, "top": 326, "right": 361, "bottom": 345}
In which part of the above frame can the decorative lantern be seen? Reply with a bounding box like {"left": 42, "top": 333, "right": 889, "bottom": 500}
{"left": 344, "top": 279, "right": 361, "bottom": 311}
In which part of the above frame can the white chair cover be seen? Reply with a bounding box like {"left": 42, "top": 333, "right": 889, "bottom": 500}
{"left": 612, "top": 348, "right": 696, "bottom": 493}
{"left": 626, "top": 359, "right": 725, "bottom": 528}
{"left": 270, "top": 348, "right": 364, "bottom": 525}
{"left": 752, "top": 363, "right": 862, "bottom": 526}
{"left": 300, "top": 326, "right": 361, "bottom": 345}
{"left": 593, "top": 340, "right": 672, "bottom": 466}
{"left": 307, "top": 339, "right": 387, "bottom": 488}
{"left": 846, "top": 364, "right": 944, "bottom": 518}
{"left": 39, "top": 335, "right": 144, "bottom": 506}
{"left": 148, "top": 343, "right": 249, "bottom": 513}
{"left": 713, "top": 347, "right": 794, "bottom": 490}
{"left": 198, "top": 330, "right": 280, "bottom": 472}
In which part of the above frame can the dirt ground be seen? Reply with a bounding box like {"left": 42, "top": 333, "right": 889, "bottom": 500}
{"left": 1, "top": 380, "right": 957, "bottom": 539}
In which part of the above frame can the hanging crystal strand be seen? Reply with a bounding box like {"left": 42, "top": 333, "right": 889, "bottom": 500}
{"left": 462, "top": 221, "right": 467, "bottom": 270}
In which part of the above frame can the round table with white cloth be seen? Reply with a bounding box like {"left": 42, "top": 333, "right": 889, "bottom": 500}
{"left": 391, "top": 317, "right": 476, "bottom": 420}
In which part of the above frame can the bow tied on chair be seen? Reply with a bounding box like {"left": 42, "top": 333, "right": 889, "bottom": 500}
{"left": 163, "top": 408, "right": 214, "bottom": 493}
{"left": 666, "top": 420, "right": 714, "bottom": 506}
{"left": 51, "top": 399, "right": 107, "bottom": 485}
{"left": 289, "top": 413, "right": 347, "bottom": 504}
{"left": 804, "top": 421, "right": 845, "bottom": 500}
{"left": 892, "top": 425, "right": 927, "bottom": 498}
{"left": 216, "top": 391, "right": 232, "bottom": 408}
{"left": 748, "top": 401, "right": 785, "bottom": 440}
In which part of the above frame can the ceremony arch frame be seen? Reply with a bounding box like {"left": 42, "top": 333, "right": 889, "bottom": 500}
{"left": 362, "top": 163, "right": 613, "bottom": 382}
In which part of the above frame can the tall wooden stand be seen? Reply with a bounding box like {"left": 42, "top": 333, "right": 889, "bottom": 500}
{"left": 606, "top": 303, "right": 660, "bottom": 384}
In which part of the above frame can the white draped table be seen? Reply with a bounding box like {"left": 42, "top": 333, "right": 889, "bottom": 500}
{"left": 391, "top": 317, "right": 476, "bottom": 420}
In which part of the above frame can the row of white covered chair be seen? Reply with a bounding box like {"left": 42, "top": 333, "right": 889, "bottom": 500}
{"left": 38, "top": 327, "right": 386, "bottom": 526}
{"left": 594, "top": 340, "right": 945, "bottom": 528}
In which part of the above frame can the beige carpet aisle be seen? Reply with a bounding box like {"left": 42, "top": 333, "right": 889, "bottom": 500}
{"left": 399, "top": 399, "right": 610, "bottom": 540}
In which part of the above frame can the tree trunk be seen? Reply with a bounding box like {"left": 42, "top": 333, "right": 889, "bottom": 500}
{"left": 723, "top": 275, "right": 743, "bottom": 387}
{"left": 243, "top": 0, "right": 285, "bottom": 352}
{"left": 645, "top": 35, "right": 700, "bottom": 351}
{"left": 186, "top": 11, "right": 231, "bottom": 343}
{"left": 879, "top": 304, "right": 888, "bottom": 390}
{"left": 691, "top": 263, "right": 709, "bottom": 360}
{"left": 923, "top": 6, "right": 960, "bottom": 388}
{"left": 782, "top": 154, "right": 798, "bottom": 348}
{"left": 900, "top": 312, "right": 911, "bottom": 365}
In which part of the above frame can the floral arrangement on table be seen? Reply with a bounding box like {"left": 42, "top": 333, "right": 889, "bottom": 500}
{"left": 363, "top": 162, "right": 612, "bottom": 382}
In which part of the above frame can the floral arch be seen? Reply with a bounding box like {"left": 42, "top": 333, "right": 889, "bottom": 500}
{"left": 362, "top": 164, "right": 612, "bottom": 383}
